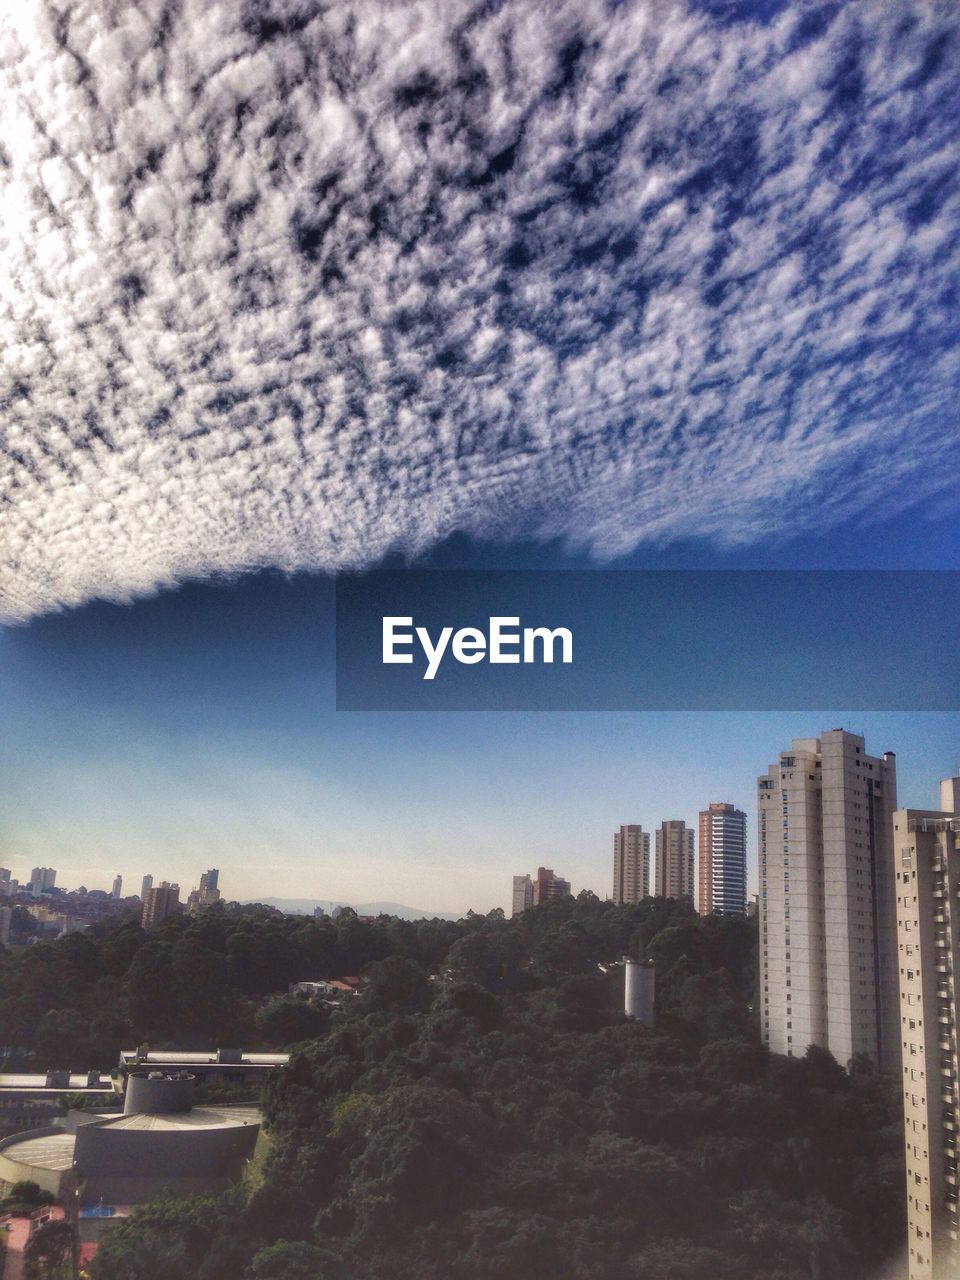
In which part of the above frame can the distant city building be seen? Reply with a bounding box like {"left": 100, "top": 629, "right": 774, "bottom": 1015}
{"left": 758, "top": 729, "right": 899, "bottom": 1071}
{"left": 512, "top": 874, "right": 534, "bottom": 916}
{"left": 186, "top": 870, "right": 223, "bottom": 916}
{"left": 655, "top": 821, "right": 694, "bottom": 901}
{"left": 697, "top": 803, "right": 747, "bottom": 917}
{"left": 198, "top": 868, "right": 221, "bottom": 907}
{"left": 111, "top": 874, "right": 122, "bottom": 899}
{"left": 532, "top": 866, "right": 571, "bottom": 905}
{"left": 29, "top": 867, "right": 56, "bottom": 897}
{"left": 895, "top": 773, "right": 960, "bottom": 1280}
{"left": 613, "top": 825, "right": 650, "bottom": 905}
{"left": 141, "top": 881, "right": 181, "bottom": 929}
{"left": 140, "top": 874, "right": 153, "bottom": 900}
{"left": 0, "top": 868, "right": 11, "bottom": 896}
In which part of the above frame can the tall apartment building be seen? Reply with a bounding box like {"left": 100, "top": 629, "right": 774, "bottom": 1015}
{"left": 29, "top": 867, "right": 56, "bottom": 897}
{"left": 199, "top": 868, "right": 221, "bottom": 906}
{"left": 533, "top": 867, "right": 571, "bottom": 905}
{"left": 896, "top": 773, "right": 960, "bottom": 1280}
{"left": 655, "top": 821, "right": 694, "bottom": 900}
{"left": 111, "top": 875, "right": 122, "bottom": 899}
{"left": 140, "top": 874, "right": 153, "bottom": 900}
{"left": 512, "top": 868, "right": 571, "bottom": 914}
{"left": 141, "top": 881, "right": 181, "bottom": 930}
{"left": 512, "top": 875, "right": 534, "bottom": 916}
{"left": 698, "top": 803, "right": 748, "bottom": 917}
{"left": 613, "top": 825, "right": 650, "bottom": 905}
{"left": 0, "top": 868, "right": 11, "bottom": 896}
{"left": 758, "top": 729, "right": 898, "bottom": 1071}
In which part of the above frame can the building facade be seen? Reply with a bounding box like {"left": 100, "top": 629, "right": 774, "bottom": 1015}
{"left": 141, "top": 881, "right": 181, "bottom": 929}
{"left": 896, "top": 774, "right": 960, "bottom": 1280}
{"left": 655, "top": 820, "right": 694, "bottom": 901}
{"left": 698, "top": 803, "right": 748, "bottom": 917}
{"left": 613, "top": 825, "right": 650, "bottom": 905}
{"left": 758, "top": 729, "right": 899, "bottom": 1071}
{"left": 29, "top": 867, "right": 56, "bottom": 897}
{"left": 533, "top": 867, "right": 571, "bottom": 905}
{"left": 512, "top": 874, "right": 534, "bottom": 916}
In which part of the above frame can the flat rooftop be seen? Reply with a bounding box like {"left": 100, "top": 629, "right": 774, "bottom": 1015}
{"left": 101, "top": 1105, "right": 261, "bottom": 1132}
{"left": 0, "top": 1074, "right": 115, "bottom": 1093}
{"left": 119, "top": 1051, "right": 288, "bottom": 1066}
{"left": 1, "top": 1133, "right": 76, "bottom": 1171}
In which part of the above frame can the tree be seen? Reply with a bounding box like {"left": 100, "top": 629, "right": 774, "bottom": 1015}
{"left": 247, "top": 1241, "right": 349, "bottom": 1279}
{"left": 255, "top": 995, "right": 330, "bottom": 1046}
{"left": 23, "top": 1218, "right": 74, "bottom": 1279}
{"left": 358, "top": 956, "right": 433, "bottom": 1015}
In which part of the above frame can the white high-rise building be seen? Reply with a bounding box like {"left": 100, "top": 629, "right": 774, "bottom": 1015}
{"left": 758, "top": 729, "right": 899, "bottom": 1071}
{"left": 512, "top": 874, "right": 534, "bottom": 917}
{"left": 895, "top": 773, "right": 960, "bottom": 1280}
{"left": 613, "top": 826, "right": 649, "bottom": 905}
{"left": 29, "top": 867, "right": 56, "bottom": 897}
{"left": 655, "top": 821, "right": 694, "bottom": 901}
{"left": 112, "top": 875, "right": 122, "bottom": 899}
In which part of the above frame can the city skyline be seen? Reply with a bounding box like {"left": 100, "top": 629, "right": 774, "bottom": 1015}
{"left": 1, "top": 704, "right": 955, "bottom": 914}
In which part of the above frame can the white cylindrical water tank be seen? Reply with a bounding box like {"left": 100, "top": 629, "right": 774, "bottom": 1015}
{"left": 624, "top": 956, "right": 655, "bottom": 1025}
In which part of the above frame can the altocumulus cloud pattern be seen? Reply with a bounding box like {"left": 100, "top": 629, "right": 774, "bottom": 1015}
{"left": 1, "top": 0, "right": 958, "bottom": 621}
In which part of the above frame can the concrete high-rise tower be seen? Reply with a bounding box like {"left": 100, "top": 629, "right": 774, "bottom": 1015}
{"left": 30, "top": 867, "right": 55, "bottom": 897}
{"left": 613, "top": 826, "right": 649, "bottom": 905}
{"left": 758, "top": 729, "right": 898, "bottom": 1071}
{"left": 895, "top": 772, "right": 960, "bottom": 1280}
{"left": 655, "top": 821, "right": 694, "bottom": 901}
{"left": 198, "top": 869, "right": 221, "bottom": 907}
{"left": 698, "top": 803, "right": 747, "bottom": 917}
{"left": 141, "top": 882, "right": 181, "bottom": 930}
{"left": 512, "top": 875, "right": 534, "bottom": 916}
{"left": 111, "top": 875, "right": 122, "bottom": 899}
{"left": 533, "top": 867, "right": 571, "bottom": 904}
{"left": 140, "top": 874, "right": 153, "bottom": 901}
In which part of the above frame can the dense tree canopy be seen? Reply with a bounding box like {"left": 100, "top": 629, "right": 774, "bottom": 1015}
{"left": 69, "top": 895, "right": 904, "bottom": 1280}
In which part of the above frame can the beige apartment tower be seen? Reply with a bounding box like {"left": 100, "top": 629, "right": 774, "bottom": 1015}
{"left": 758, "top": 729, "right": 899, "bottom": 1072}
{"left": 512, "top": 874, "right": 534, "bottom": 917}
{"left": 896, "top": 773, "right": 960, "bottom": 1280}
{"left": 613, "top": 826, "right": 650, "bottom": 905}
{"left": 141, "top": 881, "right": 181, "bottom": 930}
{"left": 655, "top": 821, "right": 694, "bottom": 901}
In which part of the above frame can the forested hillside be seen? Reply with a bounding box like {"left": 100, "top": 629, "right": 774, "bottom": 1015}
{"left": 47, "top": 895, "right": 908, "bottom": 1280}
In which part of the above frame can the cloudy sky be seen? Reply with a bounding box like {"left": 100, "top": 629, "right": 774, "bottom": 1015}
{"left": 1, "top": 0, "right": 959, "bottom": 910}
{"left": 1, "top": 0, "right": 958, "bottom": 621}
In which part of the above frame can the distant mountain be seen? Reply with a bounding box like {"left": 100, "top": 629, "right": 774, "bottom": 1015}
{"left": 242, "top": 897, "right": 462, "bottom": 921}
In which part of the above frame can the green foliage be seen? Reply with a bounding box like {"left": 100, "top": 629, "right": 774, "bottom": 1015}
{"left": 23, "top": 1218, "right": 74, "bottom": 1279}
{"left": 247, "top": 1240, "right": 349, "bottom": 1279}
{"left": 255, "top": 995, "right": 331, "bottom": 1045}
{"left": 24, "top": 897, "right": 904, "bottom": 1280}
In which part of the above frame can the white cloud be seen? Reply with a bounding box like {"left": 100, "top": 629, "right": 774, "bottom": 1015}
{"left": 0, "top": 0, "right": 958, "bottom": 621}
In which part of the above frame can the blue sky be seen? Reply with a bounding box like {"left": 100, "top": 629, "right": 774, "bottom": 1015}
{"left": 1, "top": 1, "right": 959, "bottom": 911}
{"left": 2, "top": 516, "right": 959, "bottom": 911}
